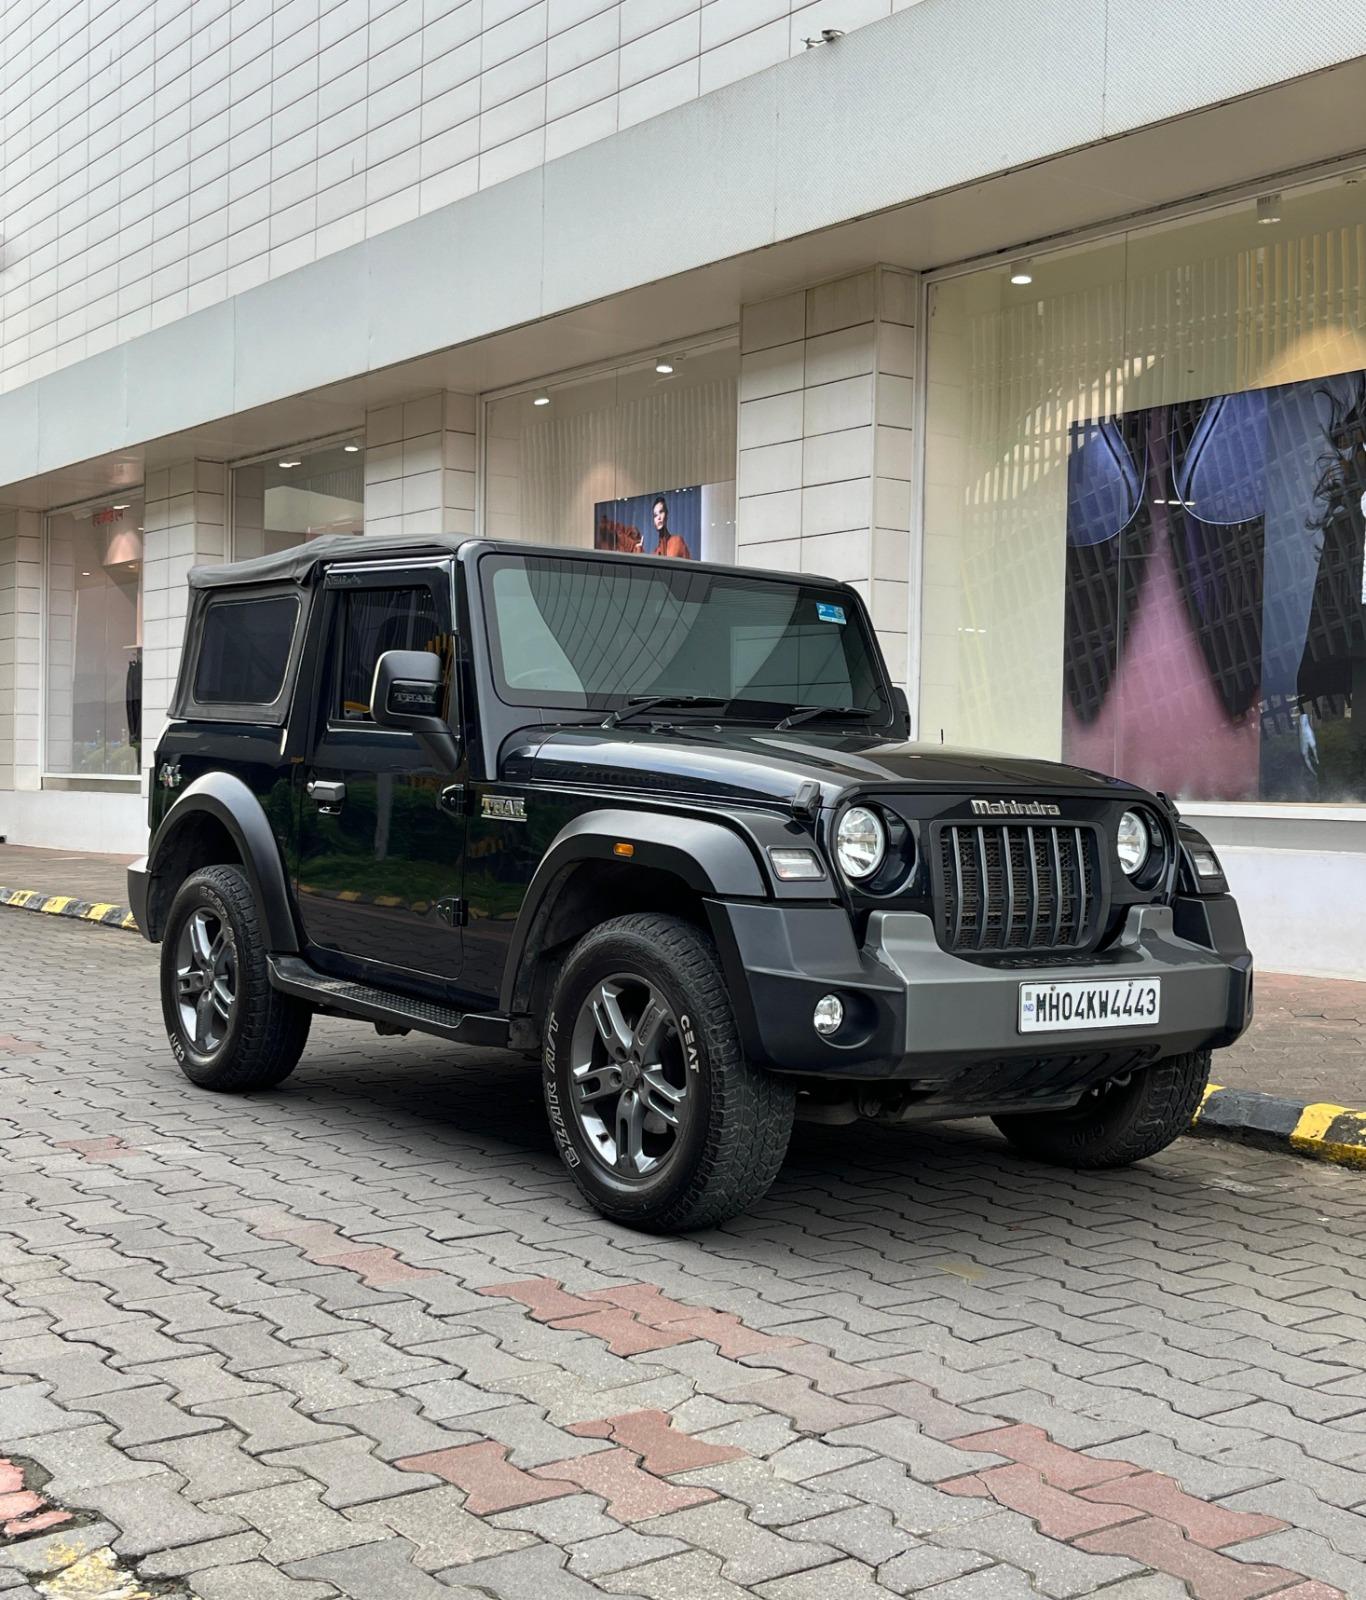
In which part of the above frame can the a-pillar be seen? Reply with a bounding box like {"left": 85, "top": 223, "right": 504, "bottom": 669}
{"left": 735, "top": 266, "right": 919, "bottom": 699}
{"left": 364, "top": 391, "right": 477, "bottom": 537}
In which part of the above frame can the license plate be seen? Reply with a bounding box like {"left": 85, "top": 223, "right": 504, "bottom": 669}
{"left": 1019, "top": 978, "right": 1161, "bottom": 1034}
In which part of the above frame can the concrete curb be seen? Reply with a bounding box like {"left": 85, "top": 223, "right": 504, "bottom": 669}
{"left": 1192, "top": 1081, "right": 1366, "bottom": 1170}
{"left": 0, "top": 885, "right": 138, "bottom": 933}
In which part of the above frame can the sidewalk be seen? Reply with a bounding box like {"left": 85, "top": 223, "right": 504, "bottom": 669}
{"left": 2, "top": 840, "right": 1361, "bottom": 1158}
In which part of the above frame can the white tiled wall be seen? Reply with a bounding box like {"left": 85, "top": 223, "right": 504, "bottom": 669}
{"left": 364, "top": 390, "right": 478, "bottom": 538}
{"left": 0, "top": 0, "right": 906, "bottom": 396}
{"left": 140, "top": 461, "right": 227, "bottom": 780}
{"left": 0, "top": 511, "right": 43, "bottom": 793}
{"left": 735, "top": 266, "right": 918, "bottom": 688}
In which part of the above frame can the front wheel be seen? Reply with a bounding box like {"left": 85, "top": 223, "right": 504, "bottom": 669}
{"left": 543, "top": 913, "right": 794, "bottom": 1232}
{"left": 160, "top": 864, "right": 311, "bottom": 1092}
{"left": 992, "top": 1049, "right": 1211, "bottom": 1168}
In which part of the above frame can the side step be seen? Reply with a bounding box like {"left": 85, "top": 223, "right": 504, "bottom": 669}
{"left": 268, "top": 955, "right": 510, "bottom": 1048}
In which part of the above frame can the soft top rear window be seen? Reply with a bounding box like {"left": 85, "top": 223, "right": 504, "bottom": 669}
{"left": 193, "top": 594, "right": 299, "bottom": 705}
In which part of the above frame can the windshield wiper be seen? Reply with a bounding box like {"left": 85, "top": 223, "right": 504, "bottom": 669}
{"left": 774, "top": 705, "right": 878, "bottom": 731}
{"left": 602, "top": 694, "right": 730, "bottom": 728}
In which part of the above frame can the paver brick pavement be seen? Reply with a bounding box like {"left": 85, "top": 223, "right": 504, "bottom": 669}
{"left": 1, "top": 912, "right": 1364, "bottom": 1598}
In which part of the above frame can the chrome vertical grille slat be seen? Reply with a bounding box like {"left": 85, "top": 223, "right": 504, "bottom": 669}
{"left": 937, "top": 821, "right": 1102, "bottom": 956}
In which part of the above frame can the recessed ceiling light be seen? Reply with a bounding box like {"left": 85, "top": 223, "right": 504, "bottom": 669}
{"left": 278, "top": 458, "right": 301, "bottom": 468}
{"left": 654, "top": 357, "right": 674, "bottom": 375}
{"left": 532, "top": 391, "right": 550, "bottom": 407}
{"left": 343, "top": 442, "right": 361, "bottom": 452}
{"left": 1009, "top": 260, "right": 1033, "bottom": 285}
{"left": 1256, "top": 193, "right": 1282, "bottom": 225}
{"left": 81, "top": 570, "right": 91, "bottom": 576}
{"left": 112, "top": 502, "right": 129, "bottom": 510}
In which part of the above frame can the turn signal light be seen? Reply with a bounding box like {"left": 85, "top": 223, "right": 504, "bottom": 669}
{"left": 613, "top": 842, "right": 635, "bottom": 858}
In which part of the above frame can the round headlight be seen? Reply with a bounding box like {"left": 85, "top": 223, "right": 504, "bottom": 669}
{"left": 836, "top": 806, "right": 886, "bottom": 880}
{"left": 1117, "top": 810, "right": 1150, "bottom": 877}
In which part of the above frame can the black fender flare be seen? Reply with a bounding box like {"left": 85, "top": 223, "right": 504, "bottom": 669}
{"left": 498, "top": 807, "right": 767, "bottom": 1014}
{"left": 144, "top": 772, "right": 300, "bottom": 951}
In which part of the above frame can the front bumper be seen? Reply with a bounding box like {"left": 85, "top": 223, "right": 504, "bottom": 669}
{"left": 708, "top": 896, "right": 1252, "bottom": 1107}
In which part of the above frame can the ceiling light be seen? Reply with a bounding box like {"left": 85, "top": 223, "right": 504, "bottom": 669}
{"left": 278, "top": 458, "right": 301, "bottom": 468}
{"left": 1256, "top": 193, "right": 1282, "bottom": 225}
{"left": 112, "top": 502, "right": 129, "bottom": 510}
{"left": 1009, "top": 260, "right": 1033, "bottom": 286}
{"left": 532, "top": 391, "right": 550, "bottom": 407}
{"left": 81, "top": 570, "right": 91, "bottom": 576}
{"left": 654, "top": 357, "right": 674, "bottom": 375}
{"left": 343, "top": 442, "right": 360, "bottom": 453}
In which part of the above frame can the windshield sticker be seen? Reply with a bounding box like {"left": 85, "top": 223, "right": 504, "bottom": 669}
{"left": 816, "top": 602, "right": 846, "bottom": 624}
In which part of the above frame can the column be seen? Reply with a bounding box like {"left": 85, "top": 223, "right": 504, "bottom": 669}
{"left": 140, "top": 461, "right": 227, "bottom": 788}
{"left": 364, "top": 391, "right": 477, "bottom": 538}
{"left": 735, "top": 266, "right": 920, "bottom": 697}
{"left": 6, "top": 510, "right": 43, "bottom": 793}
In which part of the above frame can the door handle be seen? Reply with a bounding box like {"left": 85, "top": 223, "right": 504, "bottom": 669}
{"left": 307, "top": 779, "right": 346, "bottom": 808}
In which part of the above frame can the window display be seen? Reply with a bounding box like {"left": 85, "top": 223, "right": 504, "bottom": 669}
{"left": 1063, "top": 374, "right": 1366, "bottom": 801}
{"left": 485, "top": 341, "right": 737, "bottom": 556}
{"left": 232, "top": 440, "right": 362, "bottom": 558}
{"left": 44, "top": 499, "right": 144, "bottom": 776}
{"left": 922, "top": 172, "right": 1366, "bottom": 805}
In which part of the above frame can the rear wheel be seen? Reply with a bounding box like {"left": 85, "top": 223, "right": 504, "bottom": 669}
{"left": 992, "top": 1049, "right": 1210, "bottom": 1168}
{"left": 160, "top": 865, "right": 311, "bottom": 1091}
{"left": 544, "top": 913, "right": 794, "bottom": 1231}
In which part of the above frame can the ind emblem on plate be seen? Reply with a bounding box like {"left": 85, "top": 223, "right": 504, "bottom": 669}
{"left": 482, "top": 793, "right": 527, "bottom": 822}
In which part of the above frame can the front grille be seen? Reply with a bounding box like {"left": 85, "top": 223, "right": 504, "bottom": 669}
{"left": 937, "top": 822, "right": 1101, "bottom": 954}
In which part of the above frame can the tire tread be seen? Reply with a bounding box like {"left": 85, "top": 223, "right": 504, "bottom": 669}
{"left": 547, "top": 912, "right": 794, "bottom": 1231}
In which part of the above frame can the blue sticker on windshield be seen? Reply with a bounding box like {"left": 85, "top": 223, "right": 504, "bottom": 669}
{"left": 816, "top": 602, "right": 846, "bottom": 624}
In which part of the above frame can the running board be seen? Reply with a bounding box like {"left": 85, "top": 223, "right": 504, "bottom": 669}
{"left": 268, "top": 955, "right": 510, "bottom": 1048}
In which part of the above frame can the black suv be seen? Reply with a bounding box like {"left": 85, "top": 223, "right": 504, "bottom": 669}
{"left": 130, "top": 536, "right": 1252, "bottom": 1231}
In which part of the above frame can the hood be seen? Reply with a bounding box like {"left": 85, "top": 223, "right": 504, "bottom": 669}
{"left": 512, "top": 724, "right": 1140, "bottom": 808}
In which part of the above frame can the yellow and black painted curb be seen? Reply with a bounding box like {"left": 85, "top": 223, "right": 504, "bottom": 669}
{"left": 0, "top": 885, "right": 137, "bottom": 933}
{"left": 1192, "top": 1081, "right": 1366, "bottom": 1170}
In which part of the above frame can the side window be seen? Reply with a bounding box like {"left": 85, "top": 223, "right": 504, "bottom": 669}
{"left": 335, "top": 586, "right": 444, "bottom": 722}
{"left": 194, "top": 595, "right": 299, "bottom": 705}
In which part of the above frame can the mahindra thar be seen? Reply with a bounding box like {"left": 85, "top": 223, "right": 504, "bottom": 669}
{"left": 129, "top": 537, "right": 1252, "bottom": 1231}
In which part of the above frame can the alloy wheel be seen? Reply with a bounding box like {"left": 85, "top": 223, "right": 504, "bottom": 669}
{"left": 568, "top": 974, "right": 690, "bottom": 1181}
{"left": 175, "top": 907, "right": 237, "bottom": 1055}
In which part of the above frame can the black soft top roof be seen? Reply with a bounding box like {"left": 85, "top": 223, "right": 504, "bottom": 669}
{"left": 188, "top": 533, "right": 471, "bottom": 589}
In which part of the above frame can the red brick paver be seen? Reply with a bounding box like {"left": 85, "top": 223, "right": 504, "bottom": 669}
{"left": 567, "top": 1409, "right": 744, "bottom": 1474}
{"left": 1078, "top": 1471, "right": 1288, "bottom": 1548}
{"left": 530, "top": 1447, "right": 717, "bottom": 1521}
{"left": 1076, "top": 1518, "right": 1304, "bottom": 1600}
{"left": 945, "top": 1462, "right": 1143, "bottom": 1540}
{"left": 395, "top": 1442, "right": 578, "bottom": 1516}
{"left": 948, "top": 1423, "right": 1140, "bottom": 1491}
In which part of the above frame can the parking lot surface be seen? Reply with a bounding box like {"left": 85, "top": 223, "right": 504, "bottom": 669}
{"left": 2, "top": 911, "right": 1364, "bottom": 1599}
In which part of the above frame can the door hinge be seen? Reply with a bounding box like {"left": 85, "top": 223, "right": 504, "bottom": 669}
{"left": 435, "top": 897, "right": 469, "bottom": 928}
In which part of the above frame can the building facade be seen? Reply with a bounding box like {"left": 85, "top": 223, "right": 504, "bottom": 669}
{"left": 3, "top": 0, "right": 1366, "bottom": 975}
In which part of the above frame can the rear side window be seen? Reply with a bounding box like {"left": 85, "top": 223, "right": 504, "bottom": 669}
{"left": 194, "top": 595, "right": 299, "bottom": 705}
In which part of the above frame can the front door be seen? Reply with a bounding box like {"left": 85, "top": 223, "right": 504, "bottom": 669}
{"left": 294, "top": 563, "right": 465, "bottom": 984}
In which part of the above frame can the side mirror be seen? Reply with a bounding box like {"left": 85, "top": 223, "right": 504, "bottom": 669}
{"left": 371, "top": 650, "right": 460, "bottom": 769}
{"left": 891, "top": 686, "right": 912, "bottom": 739}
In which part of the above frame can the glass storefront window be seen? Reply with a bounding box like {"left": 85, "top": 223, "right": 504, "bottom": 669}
{"left": 231, "top": 439, "right": 363, "bottom": 558}
{"left": 484, "top": 341, "right": 738, "bottom": 564}
{"left": 923, "top": 173, "right": 1366, "bottom": 805}
{"left": 45, "top": 498, "right": 144, "bottom": 776}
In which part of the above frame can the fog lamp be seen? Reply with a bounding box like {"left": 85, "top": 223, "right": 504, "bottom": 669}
{"left": 813, "top": 994, "right": 844, "bottom": 1036}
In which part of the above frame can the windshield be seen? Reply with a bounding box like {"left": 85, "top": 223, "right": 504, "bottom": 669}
{"left": 481, "top": 553, "right": 892, "bottom": 723}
